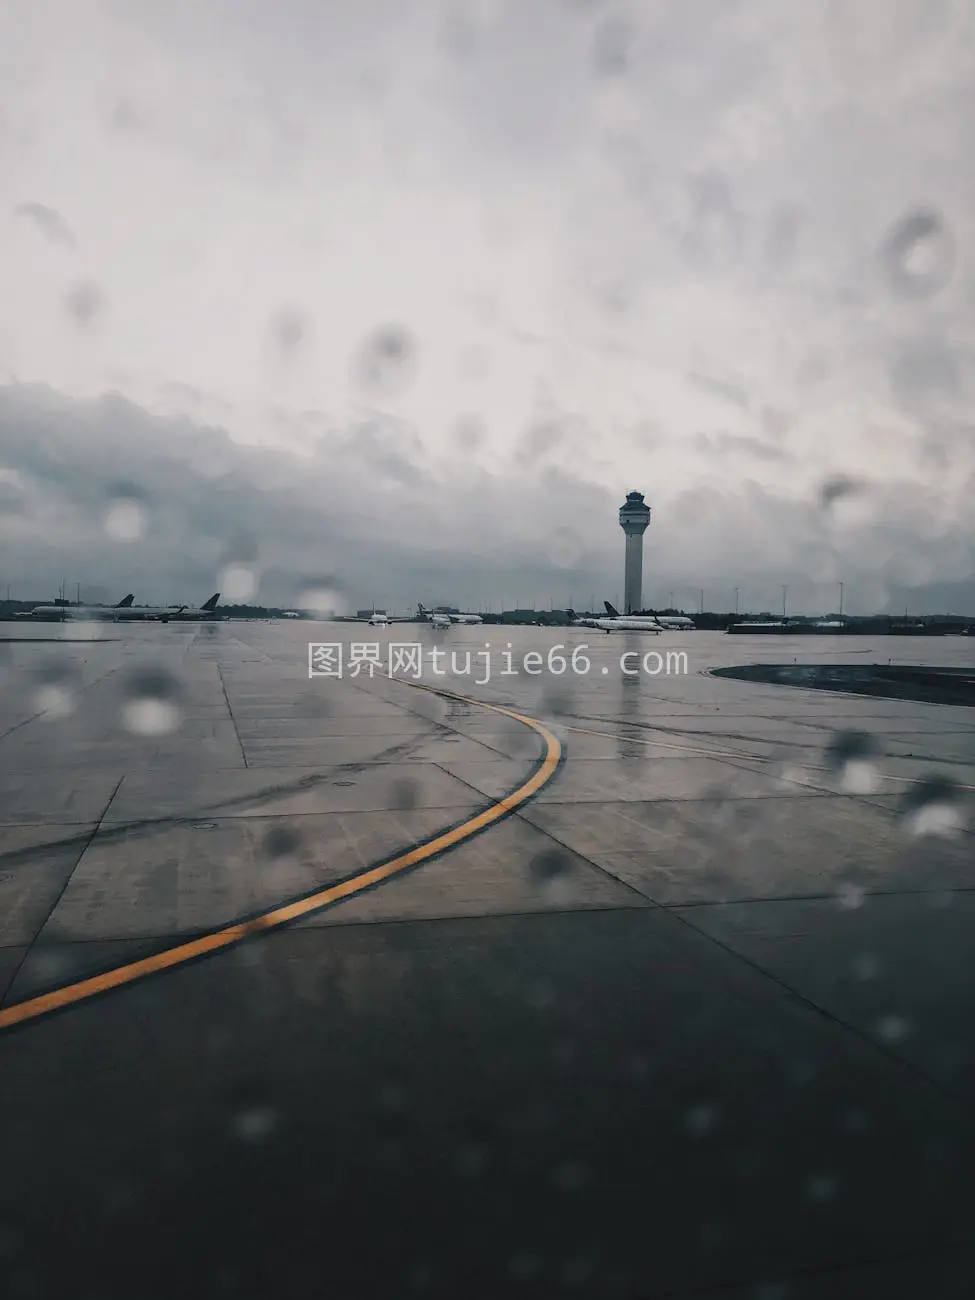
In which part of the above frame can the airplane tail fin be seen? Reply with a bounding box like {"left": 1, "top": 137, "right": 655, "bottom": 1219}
{"left": 566, "top": 609, "right": 576, "bottom": 620}
{"left": 604, "top": 600, "right": 620, "bottom": 617}
{"left": 116, "top": 594, "right": 135, "bottom": 607}
{"left": 202, "top": 593, "right": 220, "bottom": 611}
{"left": 417, "top": 603, "right": 426, "bottom": 615}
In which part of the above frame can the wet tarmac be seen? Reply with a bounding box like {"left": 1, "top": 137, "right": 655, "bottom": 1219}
{"left": 1, "top": 621, "right": 974, "bottom": 1298}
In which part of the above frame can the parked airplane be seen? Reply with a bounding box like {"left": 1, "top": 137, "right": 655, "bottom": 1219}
{"left": 340, "top": 607, "right": 415, "bottom": 626}
{"left": 592, "top": 601, "right": 663, "bottom": 634}
{"left": 17, "top": 594, "right": 135, "bottom": 621}
{"left": 114, "top": 593, "right": 221, "bottom": 622}
{"left": 418, "top": 604, "right": 483, "bottom": 625}
{"left": 160, "top": 593, "right": 222, "bottom": 622}
{"left": 653, "top": 613, "right": 697, "bottom": 630}
{"left": 566, "top": 610, "right": 601, "bottom": 628}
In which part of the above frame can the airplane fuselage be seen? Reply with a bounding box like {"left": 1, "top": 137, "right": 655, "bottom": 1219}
{"left": 593, "top": 617, "right": 662, "bottom": 633}
{"left": 19, "top": 604, "right": 130, "bottom": 621}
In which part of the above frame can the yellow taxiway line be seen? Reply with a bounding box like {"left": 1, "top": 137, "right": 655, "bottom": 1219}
{"left": 0, "top": 678, "right": 561, "bottom": 1033}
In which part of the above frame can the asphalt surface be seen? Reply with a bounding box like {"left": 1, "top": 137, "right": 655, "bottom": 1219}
{"left": 1, "top": 621, "right": 974, "bottom": 1298}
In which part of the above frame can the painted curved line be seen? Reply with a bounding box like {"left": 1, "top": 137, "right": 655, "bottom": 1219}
{"left": 0, "top": 677, "right": 562, "bottom": 1034}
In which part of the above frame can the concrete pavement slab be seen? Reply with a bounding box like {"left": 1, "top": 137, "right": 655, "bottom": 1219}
{"left": 3, "top": 909, "right": 975, "bottom": 1298}
{"left": 295, "top": 812, "right": 649, "bottom": 928}
{"left": 36, "top": 806, "right": 483, "bottom": 941}
{"left": 0, "top": 768, "right": 122, "bottom": 824}
{"left": 103, "top": 760, "right": 483, "bottom": 822}
{"left": 519, "top": 794, "right": 975, "bottom": 904}
{"left": 674, "top": 891, "right": 975, "bottom": 1102}
{"left": 0, "top": 945, "right": 27, "bottom": 1001}
{"left": 0, "top": 823, "right": 96, "bottom": 942}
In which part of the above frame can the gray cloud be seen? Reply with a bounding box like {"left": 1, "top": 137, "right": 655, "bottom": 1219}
{"left": 686, "top": 372, "right": 751, "bottom": 411}
{"left": 0, "top": 2, "right": 973, "bottom": 616}
{"left": 1, "top": 383, "right": 972, "bottom": 616}
{"left": 695, "top": 432, "right": 791, "bottom": 463}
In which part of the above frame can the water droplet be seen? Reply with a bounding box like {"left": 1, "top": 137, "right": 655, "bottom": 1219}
{"left": 451, "top": 414, "right": 485, "bottom": 451}
{"left": 875, "top": 1014, "right": 912, "bottom": 1043}
{"left": 231, "top": 1104, "right": 279, "bottom": 1144}
{"left": 553, "top": 1160, "right": 589, "bottom": 1191}
{"left": 352, "top": 325, "right": 417, "bottom": 399}
{"left": 270, "top": 306, "right": 310, "bottom": 354}
{"left": 544, "top": 527, "right": 584, "bottom": 570}
{"left": 539, "top": 685, "right": 574, "bottom": 717}
{"left": 900, "top": 776, "right": 965, "bottom": 838}
{"left": 824, "top": 731, "right": 882, "bottom": 793}
{"left": 508, "top": 1254, "right": 542, "bottom": 1281}
{"left": 852, "top": 953, "right": 882, "bottom": 981}
{"left": 526, "top": 979, "right": 556, "bottom": 1011}
{"left": 121, "top": 667, "right": 182, "bottom": 735}
{"left": 456, "top": 1143, "right": 488, "bottom": 1177}
{"left": 591, "top": 14, "right": 636, "bottom": 75}
{"left": 104, "top": 486, "right": 148, "bottom": 541}
{"left": 773, "top": 762, "right": 809, "bottom": 790}
{"left": 32, "top": 662, "right": 77, "bottom": 718}
{"left": 377, "top": 1084, "right": 407, "bottom": 1114}
{"left": 685, "top": 1104, "right": 719, "bottom": 1137}
{"left": 818, "top": 475, "right": 872, "bottom": 527}
{"left": 218, "top": 564, "right": 255, "bottom": 603}
{"left": 752, "top": 1285, "right": 790, "bottom": 1300}
{"left": 391, "top": 778, "right": 418, "bottom": 810}
{"left": 805, "top": 1174, "right": 837, "bottom": 1202}
{"left": 625, "top": 1052, "right": 650, "bottom": 1080}
{"left": 64, "top": 278, "right": 105, "bottom": 327}
{"left": 66, "top": 619, "right": 103, "bottom": 641}
{"left": 927, "top": 890, "right": 956, "bottom": 910}
{"left": 883, "top": 208, "right": 954, "bottom": 299}
{"left": 298, "top": 578, "right": 348, "bottom": 617}
{"left": 835, "top": 882, "right": 867, "bottom": 910}
{"left": 263, "top": 825, "right": 302, "bottom": 860}
{"left": 561, "top": 1255, "right": 595, "bottom": 1288}
{"left": 528, "top": 849, "right": 575, "bottom": 902}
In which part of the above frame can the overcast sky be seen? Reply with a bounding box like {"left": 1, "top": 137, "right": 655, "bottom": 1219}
{"left": 1, "top": 0, "right": 974, "bottom": 613}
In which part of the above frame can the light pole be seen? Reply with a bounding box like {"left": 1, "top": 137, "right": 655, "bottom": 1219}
{"left": 781, "top": 585, "right": 788, "bottom": 617}
{"left": 734, "top": 587, "right": 739, "bottom": 616}
{"left": 839, "top": 582, "right": 844, "bottom": 617}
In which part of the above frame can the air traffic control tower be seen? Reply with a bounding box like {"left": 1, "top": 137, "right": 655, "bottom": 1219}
{"left": 619, "top": 491, "right": 651, "bottom": 614}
